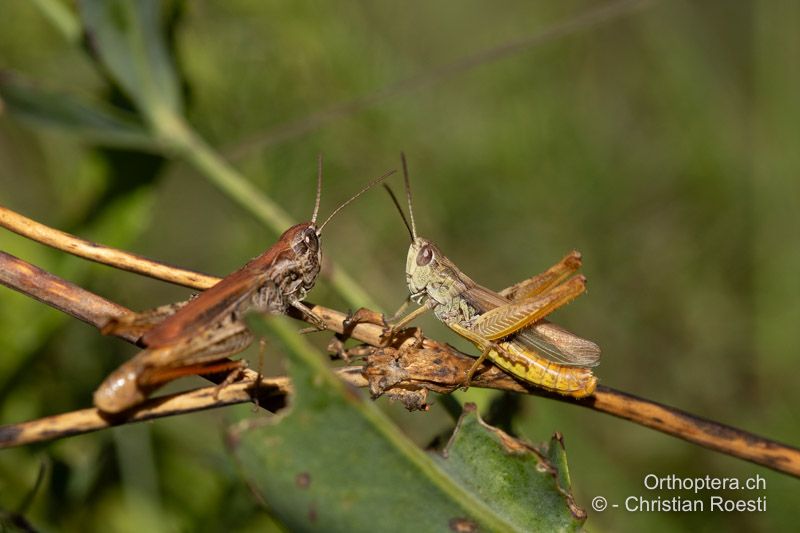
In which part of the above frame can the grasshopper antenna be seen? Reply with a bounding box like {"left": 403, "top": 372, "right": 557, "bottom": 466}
{"left": 400, "top": 152, "right": 418, "bottom": 240}
{"left": 317, "top": 169, "right": 397, "bottom": 235}
{"left": 310, "top": 153, "right": 323, "bottom": 224}
{"left": 383, "top": 184, "right": 414, "bottom": 242}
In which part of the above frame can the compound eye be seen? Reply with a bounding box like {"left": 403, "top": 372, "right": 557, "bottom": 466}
{"left": 416, "top": 245, "right": 433, "bottom": 266}
{"left": 303, "top": 228, "right": 319, "bottom": 252}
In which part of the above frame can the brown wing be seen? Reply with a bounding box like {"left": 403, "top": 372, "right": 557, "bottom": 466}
{"left": 142, "top": 225, "right": 309, "bottom": 347}
{"left": 141, "top": 266, "right": 270, "bottom": 348}
{"left": 460, "top": 280, "right": 509, "bottom": 312}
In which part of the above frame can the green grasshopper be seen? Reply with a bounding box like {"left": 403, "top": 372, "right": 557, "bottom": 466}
{"left": 384, "top": 155, "right": 600, "bottom": 397}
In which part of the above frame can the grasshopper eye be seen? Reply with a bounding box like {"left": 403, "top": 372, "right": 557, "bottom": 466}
{"left": 303, "top": 228, "right": 319, "bottom": 252}
{"left": 295, "top": 228, "right": 319, "bottom": 255}
{"left": 416, "top": 245, "right": 433, "bottom": 266}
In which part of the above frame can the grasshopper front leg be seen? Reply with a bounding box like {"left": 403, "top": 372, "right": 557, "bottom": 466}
{"left": 389, "top": 302, "right": 430, "bottom": 331}
{"left": 376, "top": 299, "right": 431, "bottom": 347}
{"left": 343, "top": 299, "right": 429, "bottom": 346}
{"left": 291, "top": 299, "right": 327, "bottom": 331}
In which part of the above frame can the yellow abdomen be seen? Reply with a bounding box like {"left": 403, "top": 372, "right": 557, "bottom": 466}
{"left": 489, "top": 341, "right": 597, "bottom": 398}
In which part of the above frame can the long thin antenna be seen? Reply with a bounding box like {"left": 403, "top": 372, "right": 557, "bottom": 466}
{"left": 317, "top": 169, "right": 397, "bottom": 234}
{"left": 383, "top": 185, "right": 414, "bottom": 242}
{"left": 311, "top": 153, "right": 323, "bottom": 224}
{"left": 400, "top": 152, "right": 418, "bottom": 240}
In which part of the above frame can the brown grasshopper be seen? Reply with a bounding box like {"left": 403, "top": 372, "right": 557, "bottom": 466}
{"left": 384, "top": 154, "right": 600, "bottom": 397}
{"left": 94, "top": 159, "right": 395, "bottom": 413}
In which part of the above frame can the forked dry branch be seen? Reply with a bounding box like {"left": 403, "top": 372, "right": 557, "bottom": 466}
{"left": 1, "top": 205, "right": 799, "bottom": 478}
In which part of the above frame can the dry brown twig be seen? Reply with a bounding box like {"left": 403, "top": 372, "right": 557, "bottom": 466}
{"left": 1, "top": 205, "right": 799, "bottom": 479}
{"left": 0, "top": 206, "right": 218, "bottom": 289}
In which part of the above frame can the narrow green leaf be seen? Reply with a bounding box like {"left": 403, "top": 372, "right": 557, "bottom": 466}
{"left": 30, "top": 0, "right": 81, "bottom": 43}
{"left": 79, "top": 0, "right": 182, "bottom": 124}
{"left": 0, "top": 73, "right": 161, "bottom": 151}
{"left": 230, "top": 317, "right": 584, "bottom": 532}
{"left": 76, "top": 1, "right": 379, "bottom": 312}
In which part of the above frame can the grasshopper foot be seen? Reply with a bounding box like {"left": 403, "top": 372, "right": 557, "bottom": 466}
{"left": 342, "top": 307, "right": 401, "bottom": 347}
{"left": 344, "top": 307, "right": 386, "bottom": 328}
{"left": 326, "top": 335, "right": 350, "bottom": 361}
{"left": 212, "top": 360, "right": 248, "bottom": 401}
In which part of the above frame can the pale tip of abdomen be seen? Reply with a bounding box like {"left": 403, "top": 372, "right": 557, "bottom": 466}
{"left": 568, "top": 374, "right": 597, "bottom": 398}
{"left": 93, "top": 368, "right": 145, "bottom": 414}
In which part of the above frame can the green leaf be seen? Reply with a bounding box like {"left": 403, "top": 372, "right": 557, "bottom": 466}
{"left": 79, "top": 0, "right": 182, "bottom": 125}
{"left": 0, "top": 73, "right": 161, "bottom": 151}
{"left": 230, "top": 317, "right": 585, "bottom": 532}
{"left": 435, "top": 407, "right": 586, "bottom": 532}
{"left": 30, "top": 0, "right": 81, "bottom": 43}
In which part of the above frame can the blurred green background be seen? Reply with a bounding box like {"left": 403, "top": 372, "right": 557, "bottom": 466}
{"left": 1, "top": 0, "right": 798, "bottom": 531}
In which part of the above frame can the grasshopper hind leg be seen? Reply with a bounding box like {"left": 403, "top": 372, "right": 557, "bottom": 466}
{"left": 498, "top": 251, "right": 582, "bottom": 301}
{"left": 462, "top": 343, "right": 495, "bottom": 389}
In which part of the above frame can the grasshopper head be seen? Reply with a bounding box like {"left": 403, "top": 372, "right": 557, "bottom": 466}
{"left": 390, "top": 153, "right": 457, "bottom": 306}
{"left": 406, "top": 237, "right": 447, "bottom": 304}
{"left": 285, "top": 222, "right": 322, "bottom": 292}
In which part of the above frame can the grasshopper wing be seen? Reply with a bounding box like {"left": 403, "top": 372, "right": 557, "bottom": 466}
{"left": 515, "top": 325, "right": 600, "bottom": 367}
{"left": 142, "top": 267, "right": 272, "bottom": 348}
{"left": 466, "top": 278, "right": 600, "bottom": 367}
{"left": 469, "top": 276, "right": 586, "bottom": 339}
